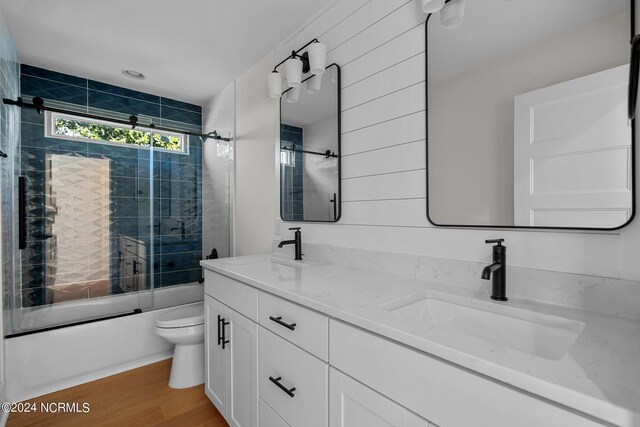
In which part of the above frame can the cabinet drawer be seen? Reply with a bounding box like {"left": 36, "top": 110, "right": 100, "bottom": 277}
{"left": 204, "top": 269, "right": 258, "bottom": 322}
{"left": 259, "top": 327, "right": 327, "bottom": 427}
{"left": 259, "top": 398, "right": 289, "bottom": 427}
{"left": 259, "top": 292, "right": 329, "bottom": 361}
{"left": 329, "top": 320, "right": 602, "bottom": 427}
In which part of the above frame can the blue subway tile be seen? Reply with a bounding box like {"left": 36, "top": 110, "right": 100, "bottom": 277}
{"left": 88, "top": 141, "right": 142, "bottom": 159}
{"left": 21, "top": 108, "right": 45, "bottom": 126}
{"left": 108, "top": 155, "right": 140, "bottom": 177}
{"left": 160, "top": 105, "right": 201, "bottom": 126}
{"left": 161, "top": 97, "right": 202, "bottom": 114}
{"left": 88, "top": 80, "right": 159, "bottom": 103}
{"left": 160, "top": 252, "right": 202, "bottom": 273}
{"left": 160, "top": 179, "right": 198, "bottom": 200}
{"left": 88, "top": 91, "right": 160, "bottom": 118}
{"left": 21, "top": 75, "right": 87, "bottom": 106}
{"left": 160, "top": 269, "right": 202, "bottom": 287}
{"left": 21, "top": 64, "right": 87, "bottom": 87}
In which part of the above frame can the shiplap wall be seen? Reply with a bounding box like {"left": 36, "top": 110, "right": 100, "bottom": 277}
{"left": 275, "top": 0, "right": 640, "bottom": 281}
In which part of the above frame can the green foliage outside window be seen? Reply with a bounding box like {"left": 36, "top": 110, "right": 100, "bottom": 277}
{"left": 54, "top": 118, "right": 183, "bottom": 151}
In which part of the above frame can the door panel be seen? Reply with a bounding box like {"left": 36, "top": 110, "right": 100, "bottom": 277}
{"left": 227, "top": 307, "right": 258, "bottom": 427}
{"left": 205, "top": 295, "right": 227, "bottom": 416}
{"left": 329, "top": 368, "right": 429, "bottom": 427}
{"left": 514, "top": 64, "right": 632, "bottom": 227}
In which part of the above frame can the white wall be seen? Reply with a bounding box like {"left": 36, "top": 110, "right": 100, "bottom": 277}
{"left": 202, "top": 81, "right": 235, "bottom": 258}
{"left": 235, "top": 51, "right": 279, "bottom": 256}
{"left": 266, "top": 0, "right": 640, "bottom": 282}
{"left": 429, "top": 12, "right": 629, "bottom": 225}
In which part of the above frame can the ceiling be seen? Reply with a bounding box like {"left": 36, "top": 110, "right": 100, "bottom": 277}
{"left": 0, "top": 0, "right": 335, "bottom": 105}
{"left": 428, "top": 0, "right": 629, "bottom": 79}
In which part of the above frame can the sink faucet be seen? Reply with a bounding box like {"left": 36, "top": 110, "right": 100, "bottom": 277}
{"left": 481, "top": 239, "right": 507, "bottom": 301}
{"left": 278, "top": 227, "right": 302, "bottom": 260}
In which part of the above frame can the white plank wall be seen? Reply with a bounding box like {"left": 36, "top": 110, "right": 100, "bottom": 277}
{"left": 275, "top": 0, "right": 640, "bottom": 281}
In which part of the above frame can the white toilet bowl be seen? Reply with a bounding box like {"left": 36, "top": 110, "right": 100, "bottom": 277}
{"left": 156, "top": 302, "right": 205, "bottom": 389}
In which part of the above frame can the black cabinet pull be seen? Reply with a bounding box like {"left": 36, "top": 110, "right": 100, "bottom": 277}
{"left": 269, "top": 376, "right": 296, "bottom": 397}
{"left": 221, "top": 317, "right": 230, "bottom": 349}
{"left": 269, "top": 316, "right": 296, "bottom": 331}
{"left": 217, "top": 315, "right": 222, "bottom": 346}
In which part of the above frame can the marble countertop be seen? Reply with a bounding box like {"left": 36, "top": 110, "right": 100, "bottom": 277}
{"left": 201, "top": 254, "right": 640, "bottom": 426}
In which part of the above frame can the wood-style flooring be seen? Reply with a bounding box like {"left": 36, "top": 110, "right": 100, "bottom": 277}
{"left": 7, "top": 358, "right": 227, "bottom": 427}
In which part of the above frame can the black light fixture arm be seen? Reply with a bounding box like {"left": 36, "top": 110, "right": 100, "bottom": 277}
{"left": 3, "top": 96, "right": 229, "bottom": 141}
{"left": 272, "top": 38, "right": 320, "bottom": 73}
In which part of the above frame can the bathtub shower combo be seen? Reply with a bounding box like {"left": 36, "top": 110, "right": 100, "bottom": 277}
{"left": 0, "top": 65, "right": 231, "bottom": 337}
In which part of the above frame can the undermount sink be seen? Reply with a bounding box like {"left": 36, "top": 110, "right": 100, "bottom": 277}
{"left": 382, "top": 292, "right": 584, "bottom": 360}
{"left": 269, "top": 256, "right": 323, "bottom": 268}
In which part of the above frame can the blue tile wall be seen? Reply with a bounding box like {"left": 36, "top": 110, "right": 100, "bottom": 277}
{"left": 20, "top": 65, "right": 203, "bottom": 307}
{"left": 281, "top": 124, "right": 304, "bottom": 221}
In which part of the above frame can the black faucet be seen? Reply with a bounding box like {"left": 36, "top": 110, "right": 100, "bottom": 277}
{"left": 278, "top": 227, "right": 302, "bottom": 260}
{"left": 481, "top": 239, "right": 507, "bottom": 301}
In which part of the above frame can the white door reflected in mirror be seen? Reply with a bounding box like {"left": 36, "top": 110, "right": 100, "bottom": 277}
{"left": 427, "top": 0, "right": 633, "bottom": 229}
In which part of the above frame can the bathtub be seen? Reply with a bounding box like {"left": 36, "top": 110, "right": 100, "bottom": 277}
{"left": 6, "top": 283, "right": 204, "bottom": 402}
{"left": 16, "top": 283, "right": 204, "bottom": 332}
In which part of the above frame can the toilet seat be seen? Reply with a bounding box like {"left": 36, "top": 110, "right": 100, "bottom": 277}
{"left": 156, "top": 302, "right": 204, "bottom": 328}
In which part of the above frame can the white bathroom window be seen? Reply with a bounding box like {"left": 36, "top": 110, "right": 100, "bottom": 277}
{"left": 45, "top": 111, "right": 187, "bottom": 154}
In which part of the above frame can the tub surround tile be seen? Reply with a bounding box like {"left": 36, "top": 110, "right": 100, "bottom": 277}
{"left": 18, "top": 65, "right": 204, "bottom": 305}
{"left": 21, "top": 64, "right": 87, "bottom": 87}
{"left": 162, "top": 97, "right": 202, "bottom": 114}
{"left": 88, "top": 80, "right": 159, "bottom": 104}
{"left": 21, "top": 75, "right": 87, "bottom": 106}
{"left": 88, "top": 91, "right": 160, "bottom": 118}
{"left": 160, "top": 105, "right": 202, "bottom": 126}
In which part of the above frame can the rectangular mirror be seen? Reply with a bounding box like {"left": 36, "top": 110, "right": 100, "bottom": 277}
{"left": 427, "top": 0, "right": 634, "bottom": 230}
{"left": 280, "top": 64, "right": 341, "bottom": 222}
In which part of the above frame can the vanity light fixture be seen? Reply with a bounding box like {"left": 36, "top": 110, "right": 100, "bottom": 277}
{"left": 285, "top": 57, "right": 304, "bottom": 87}
{"left": 267, "top": 38, "right": 327, "bottom": 99}
{"left": 286, "top": 85, "right": 301, "bottom": 103}
{"left": 268, "top": 71, "right": 283, "bottom": 98}
{"left": 422, "top": 0, "right": 445, "bottom": 13}
{"left": 308, "top": 42, "right": 327, "bottom": 75}
{"left": 441, "top": 0, "right": 465, "bottom": 29}
{"left": 307, "top": 74, "right": 323, "bottom": 94}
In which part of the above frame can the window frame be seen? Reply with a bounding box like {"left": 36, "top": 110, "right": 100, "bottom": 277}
{"left": 44, "top": 111, "right": 188, "bottom": 155}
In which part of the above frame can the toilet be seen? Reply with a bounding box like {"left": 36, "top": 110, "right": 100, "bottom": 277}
{"left": 156, "top": 302, "right": 205, "bottom": 389}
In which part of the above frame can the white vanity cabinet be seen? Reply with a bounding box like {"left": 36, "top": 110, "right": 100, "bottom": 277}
{"left": 202, "top": 264, "right": 613, "bottom": 427}
{"left": 329, "top": 368, "right": 431, "bottom": 427}
{"left": 204, "top": 271, "right": 259, "bottom": 427}
{"left": 329, "top": 320, "right": 602, "bottom": 427}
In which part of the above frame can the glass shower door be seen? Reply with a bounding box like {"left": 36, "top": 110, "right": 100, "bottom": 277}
{"left": 13, "top": 114, "right": 156, "bottom": 334}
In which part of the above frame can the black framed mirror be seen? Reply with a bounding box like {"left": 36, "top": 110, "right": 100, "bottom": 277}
{"left": 426, "top": 0, "right": 635, "bottom": 230}
{"left": 280, "top": 63, "right": 341, "bottom": 222}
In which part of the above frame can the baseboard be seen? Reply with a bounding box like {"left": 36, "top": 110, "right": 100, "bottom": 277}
{"left": 0, "top": 407, "right": 9, "bottom": 427}
{"left": 11, "top": 352, "right": 173, "bottom": 403}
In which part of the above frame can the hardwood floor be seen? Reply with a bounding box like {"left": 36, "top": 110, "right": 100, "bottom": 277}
{"left": 7, "top": 359, "right": 228, "bottom": 427}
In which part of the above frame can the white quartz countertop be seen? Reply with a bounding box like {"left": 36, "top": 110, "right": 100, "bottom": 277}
{"left": 201, "top": 254, "right": 640, "bottom": 426}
